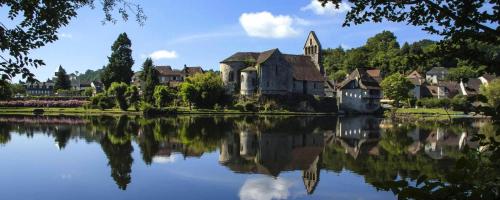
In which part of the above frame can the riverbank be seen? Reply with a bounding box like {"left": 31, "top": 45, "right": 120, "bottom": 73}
{"left": 388, "top": 108, "right": 488, "bottom": 121}
{"left": 0, "top": 107, "right": 337, "bottom": 116}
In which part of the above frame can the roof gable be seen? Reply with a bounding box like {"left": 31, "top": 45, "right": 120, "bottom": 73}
{"left": 337, "top": 68, "right": 381, "bottom": 90}
{"left": 303, "top": 31, "right": 321, "bottom": 48}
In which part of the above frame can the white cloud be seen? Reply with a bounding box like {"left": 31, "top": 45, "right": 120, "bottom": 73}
{"left": 239, "top": 177, "right": 293, "bottom": 200}
{"left": 58, "top": 33, "right": 73, "bottom": 39}
{"left": 149, "top": 50, "right": 178, "bottom": 60}
{"left": 152, "top": 155, "right": 177, "bottom": 164}
{"left": 301, "top": 0, "right": 351, "bottom": 16}
{"left": 239, "top": 11, "right": 300, "bottom": 38}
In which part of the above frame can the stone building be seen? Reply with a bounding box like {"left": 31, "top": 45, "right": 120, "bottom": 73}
{"left": 220, "top": 31, "right": 325, "bottom": 96}
{"left": 25, "top": 80, "right": 55, "bottom": 96}
{"left": 336, "top": 68, "right": 382, "bottom": 113}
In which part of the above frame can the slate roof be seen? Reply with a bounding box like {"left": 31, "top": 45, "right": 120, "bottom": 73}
{"left": 220, "top": 52, "right": 260, "bottom": 63}
{"left": 426, "top": 67, "right": 448, "bottom": 75}
{"left": 256, "top": 49, "right": 279, "bottom": 64}
{"left": 156, "top": 66, "right": 182, "bottom": 76}
{"left": 366, "top": 69, "right": 382, "bottom": 83}
{"left": 464, "top": 78, "right": 483, "bottom": 95}
{"left": 337, "top": 68, "right": 381, "bottom": 90}
{"left": 283, "top": 54, "right": 324, "bottom": 82}
{"left": 182, "top": 66, "right": 204, "bottom": 75}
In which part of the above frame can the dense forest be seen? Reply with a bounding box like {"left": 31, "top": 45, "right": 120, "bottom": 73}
{"left": 322, "top": 31, "right": 499, "bottom": 81}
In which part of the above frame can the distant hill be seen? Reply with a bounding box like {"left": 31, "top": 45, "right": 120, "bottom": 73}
{"left": 77, "top": 68, "right": 104, "bottom": 82}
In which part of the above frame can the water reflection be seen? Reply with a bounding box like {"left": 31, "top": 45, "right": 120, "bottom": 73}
{"left": 0, "top": 115, "right": 497, "bottom": 199}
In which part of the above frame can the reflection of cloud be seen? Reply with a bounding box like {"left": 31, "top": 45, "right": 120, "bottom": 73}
{"left": 239, "top": 11, "right": 300, "bottom": 38}
{"left": 239, "top": 177, "right": 293, "bottom": 200}
{"left": 60, "top": 173, "right": 73, "bottom": 180}
{"left": 152, "top": 155, "right": 177, "bottom": 164}
{"left": 301, "top": 0, "right": 351, "bottom": 16}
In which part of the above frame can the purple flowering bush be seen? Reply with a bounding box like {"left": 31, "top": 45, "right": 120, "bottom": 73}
{"left": 0, "top": 100, "right": 89, "bottom": 108}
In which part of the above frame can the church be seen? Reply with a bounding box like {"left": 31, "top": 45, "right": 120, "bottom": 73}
{"left": 220, "top": 31, "right": 325, "bottom": 96}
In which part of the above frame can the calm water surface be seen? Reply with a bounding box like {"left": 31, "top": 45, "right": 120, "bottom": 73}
{"left": 0, "top": 115, "right": 494, "bottom": 200}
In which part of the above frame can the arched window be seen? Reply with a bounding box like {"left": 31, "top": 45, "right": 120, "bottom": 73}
{"left": 229, "top": 72, "right": 234, "bottom": 82}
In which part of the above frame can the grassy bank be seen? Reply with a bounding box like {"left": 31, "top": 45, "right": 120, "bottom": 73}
{"left": 0, "top": 107, "right": 337, "bottom": 116}
{"left": 387, "top": 108, "right": 484, "bottom": 121}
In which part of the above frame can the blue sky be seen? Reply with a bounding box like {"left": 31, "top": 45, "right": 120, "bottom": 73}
{"left": 10, "top": 0, "right": 441, "bottom": 82}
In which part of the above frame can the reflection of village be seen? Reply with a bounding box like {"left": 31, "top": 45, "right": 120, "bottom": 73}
{"left": 217, "top": 116, "right": 481, "bottom": 195}
{"left": 0, "top": 116, "right": 486, "bottom": 194}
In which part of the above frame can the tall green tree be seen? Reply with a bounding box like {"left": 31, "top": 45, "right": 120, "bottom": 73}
{"left": 1, "top": 0, "right": 145, "bottom": 82}
{"left": 102, "top": 33, "right": 135, "bottom": 89}
{"left": 54, "top": 65, "right": 71, "bottom": 91}
{"left": 140, "top": 58, "right": 159, "bottom": 104}
{"left": 380, "top": 73, "right": 413, "bottom": 107}
{"left": 447, "top": 60, "right": 485, "bottom": 82}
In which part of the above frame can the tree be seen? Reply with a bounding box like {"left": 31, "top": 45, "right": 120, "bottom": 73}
{"left": 447, "top": 60, "right": 485, "bottom": 82}
{"left": 480, "top": 79, "right": 500, "bottom": 117}
{"left": 1, "top": 0, "right": 145, "bottom": 82}
{"left": 108, "top": 82, "right": 129, "bottom": 111}
{"left": 102, "top": 33, "right": 135, "bottom": 89}
{"left": 54, "top": 65, "right": 71, "bottom": 91}
{"left": 182, "top": 72, "right": 225, "bottom": 109}
{"left": 0, "top": 80, "right": 13, "bottom": 100}
{"left": 126, "top": 85, "right": 140, "bottom": 111}
{"left": 179, "top": 82, "right": 198, "bottom": 110}
{"left": 83, "top": 88, "right": 94, "bottom": 97}
{"left": 380, "top": 73, "right": 413, "bottom": 107}
{"left": 153, "top": 85, "right": 176, "bottom": 108}
{"left": 319, "top": 0, "right": 499, "bottom": 66}
{"left": 331, "top": 70, "right": 347, "bottom": 82}
{"left": 141, "top": 58, "right": 159, "bottom": 104}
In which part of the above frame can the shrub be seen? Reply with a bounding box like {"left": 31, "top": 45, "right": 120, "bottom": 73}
{"left": 126, "top": 85, "right": 140, "bottom": 111}
{"left": 154, "top": 85, "right": 176, "bottom": 107}
{"left": 90, "top": 93, "right": 115, "bottom": 110}
{"left": 262, "top": 100, "right": 279, "bottom": 112}
{"left": 143, "top": 106, "right": 177, "bottom": 117}
{"left": 108, "top": 82, "right": 129, "bottom": 111}
{"left": 417, "top": 98, "right": 452, "bottom": 109}
{"left": 83, "top": 88, "right": 94, "bottom": 97}
{"left": 213, "top": 104, "right": 222, "bottom": 111}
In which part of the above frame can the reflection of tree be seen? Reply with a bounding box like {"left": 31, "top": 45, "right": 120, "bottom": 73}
{"left": 378, "top": 126, "right": 413, "bottom": 156}
{"left": 54, "top": 127, "right": 72, "bottom": 149}
{"left": 100, "top": 135, "right": 134, "bottom": 190}
{"left": 99, "top": 115, "right": 135, "bottom": 190}
{"left": 137, "top": 119, "right": 159, "bottom": 165}
{"left": 0, "top": 123, "right": 12, "bottom": 145}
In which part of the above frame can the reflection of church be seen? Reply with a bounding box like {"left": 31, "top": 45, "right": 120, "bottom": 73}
{"left": 219, "top": 130, "right": 324, "bottom": 195}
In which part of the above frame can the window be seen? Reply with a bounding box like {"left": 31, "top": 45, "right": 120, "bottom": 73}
{"left": 229, "top": 72, "right": 234, "bottom": 82}
{"left": 275, "top": 65, "right": 278, "bottom": 75}
{"left": 266, "top": 81, "right": 270, "bottom": 87}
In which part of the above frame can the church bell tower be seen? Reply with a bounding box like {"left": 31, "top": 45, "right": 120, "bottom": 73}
{"left": 304, "top": 31, "right": 324, "bottom": 76}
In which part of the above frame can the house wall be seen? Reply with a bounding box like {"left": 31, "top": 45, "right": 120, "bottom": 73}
{"left": 220, "top": 62, "right": 248, "bottom": 94}
{"left": 410, "top": 85, "right": 421, "bottom": 99}
{"left": 337, "top": 88, "right": 381, "bottom": 113}
{"left": 259, "top": 55, "right": 293, "bottom": 95}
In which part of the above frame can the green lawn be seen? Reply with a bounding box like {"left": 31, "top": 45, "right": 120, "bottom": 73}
{"left": 395, "top": 108, "right": 463, "bottom": 115}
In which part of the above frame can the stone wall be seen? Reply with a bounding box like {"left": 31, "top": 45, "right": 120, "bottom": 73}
{"left": 220, "top": 62, "right": 247, "bottom": 94}
{"left": 240, "top": 71, "right": 257, "bottom": 96}
{"left": 292, "top": 80, "right": 325, "bottom": 96}
{"left": 259, "top": 55, "right": 293, "bottom": 95}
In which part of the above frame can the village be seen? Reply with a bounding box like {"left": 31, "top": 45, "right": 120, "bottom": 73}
{"left": 0, "top": 31, "right": 494, "bottom": 117}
